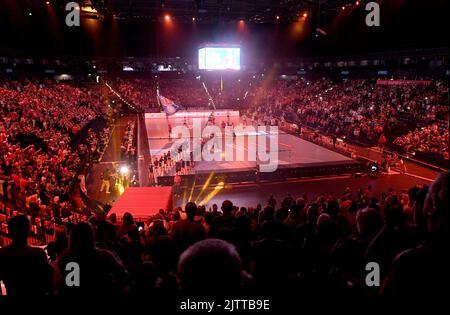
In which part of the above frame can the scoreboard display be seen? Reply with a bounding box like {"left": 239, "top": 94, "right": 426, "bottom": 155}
{"left": 198, "top": 46, "right": 241, "bottom": 70}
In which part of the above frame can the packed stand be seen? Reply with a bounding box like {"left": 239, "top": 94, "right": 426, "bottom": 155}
{"left": 113, "top": 76, "right": 210, "bottom": 111}
{"left": 115, "top": 78, "right": 158, "bottom": 112}
{"left": 1, "top": 172, "right": 448, "bottom": 297}
{"left": 0, "top": 79, "right": 110, "bottom": 230}
{"left": 242, "top": 78, "right": 448, "bottom": 162}
{"left": 393, "top": 123, "right": 449, "bottom": 160}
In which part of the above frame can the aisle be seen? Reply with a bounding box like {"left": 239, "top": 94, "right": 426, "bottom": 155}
{"left": 85, "top": 116, "right": 136, "bottom": 205}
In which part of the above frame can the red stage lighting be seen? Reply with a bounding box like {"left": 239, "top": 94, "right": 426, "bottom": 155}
{"left": 303, "top": 12, "right": 308, "bottom": 18}
{"left": 165, "top": 14, "right": 171, "bottom": 21}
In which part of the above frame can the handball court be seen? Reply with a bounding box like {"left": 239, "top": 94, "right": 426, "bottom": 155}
{"left": 144, "top": 110, "right": 357, "bottom": 175}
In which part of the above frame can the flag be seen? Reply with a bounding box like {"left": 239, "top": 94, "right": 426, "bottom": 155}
{"left": 158, "top": 93, "right": 180, "bottom": 115}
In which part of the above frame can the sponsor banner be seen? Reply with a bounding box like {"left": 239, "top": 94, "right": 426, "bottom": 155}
{"left": 376, "top": 80, "right": 432, "bottom": 86}
{"left": 145, "top": 110, "right": 240, "bottom": 119}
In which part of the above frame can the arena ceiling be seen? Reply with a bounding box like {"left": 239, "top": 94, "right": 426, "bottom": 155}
{"left": 83, "top": 0, "right": 350, "bottom": 23}
{"left": 0, "top": 1, "right": 448, "bottom": 58}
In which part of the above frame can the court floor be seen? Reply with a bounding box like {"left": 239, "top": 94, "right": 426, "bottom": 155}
{"left": 145, "top": 113, "right": 353, "bottom": 174}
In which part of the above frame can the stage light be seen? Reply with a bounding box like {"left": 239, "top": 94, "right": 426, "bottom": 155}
{"left": 46, "top": 1, "right": 50, "bottom": 4}
{"left": 192, "top": 17, "right": 196, "bottom": 22}
{"left": 276, "top": 15, "right": 280, "bottom": 20}
{"left": 29, "top": 12, "right": 32, "bottom": 16}
{"left": 195, "top": 172, "right": 215, "bottom": 203}
{"left": 120, "top": 166, "right": 129, "bottom": 175}
{"left": 199, "top": 181, "right": 225, "bottom": 205}
{"left": 355, "top": 1, "right": 360, "bottom": 5}
{"left": 81, "top": 6, "right": 98, "bottom": 14}
{"left": 165, "top": 14, "right": 171, "bottom": 21}
{"left": 303, "top": 12, "right": 308, "bottom": 18}
{"left": 342, "top": 6, "right": 346, "bottom": 10}
{"left": 187, "top": 176, "right": 197, "bottom": 203}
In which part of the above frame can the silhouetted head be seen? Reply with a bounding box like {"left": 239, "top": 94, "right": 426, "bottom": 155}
{"left": 260, "top": 205, "right": 275, "bottom": 222}
{"left": 204, "top": 212, "right": 213, "bottom": 226}
{"left": 178, "top": 239, "right": 242, "bottom": 292}
{"left": 424, "top": 172, "right": 449, "bottom": 241}
{"left": 317, "top": 213, "right": 332, "bottom": 226}
{"left": 384, "top": 202, "right": 405, "bottom": 227}
{"left": 152, "top": 219, "right": 167, "bottom": 235}
{"left": 296, "top": 197, "right": 306, "bottom": 210}
{"left": 356, "top": 208, "right": 383, "bottom": 240}
{"left": 69, "top": 221, "right": 96, "bottom": 253}
{"left": 325, "top": 199, "right": 340, "bottom": 219}
{"left": 235, "top": 214, "right": 252, "bottom": 236}
{"left": 54, "top": 225, "right": 68, "bottom": 244}
{"left": 335, "top": 214, "right": 351, "bottom": 238}
{"left": 127, "top": 224, "right": 140, "bottom": 242}
{"left": 109, "top": 213, "right": 117, "bottom": 224}
{"left": 260, "top": 220, "right": 277, "bottom": 239}
{"left": 307, "top": 203, "right": 319, "bottom": 225}
{"left": 185, "top": 202, "right": 197, "bottom": 221}
{"left": 135, "top": 261, "right": 158, "bottom": 291}
{"left": 122, "top": 212, "right": 134, "bottom": 226}
{"left": 8, "top": 215, "right": 31, "bottom": 246}
{"left": 221, "top": 200, "right": 233, "bottom": 215}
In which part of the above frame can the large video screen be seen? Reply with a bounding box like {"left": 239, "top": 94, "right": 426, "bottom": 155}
{"left": 198, "top": 47, "right": 241, "bottom": 70}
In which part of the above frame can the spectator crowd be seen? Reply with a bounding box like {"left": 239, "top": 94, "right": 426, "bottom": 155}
{"left": 393, "top": 123, "right": 449, "bottom": 160}
{"left": 0, "top": 79, "right": 111, "bottom": 227}
{"left": 245, "top": 78, "right": 448, "bottom": 159}
{"left": 0, "top": 74, "right": 448, "bottom": 298}
{"left": 111, "top": 75, "right": 448, "bottom": 160}
{"left": 0, "top": 172, "right": 448, "bottom": 297}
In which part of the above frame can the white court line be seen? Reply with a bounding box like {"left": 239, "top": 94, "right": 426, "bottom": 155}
{"left": 403, "top": 173, "right": 434, "bottom": 182}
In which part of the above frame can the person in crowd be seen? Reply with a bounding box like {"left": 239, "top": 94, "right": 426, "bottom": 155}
{"left": 116, "top": 212, "right": 135, "bottom": 240}
{"left": 381, "top": 172, "right": 449, "bottom": 297}
{"left": 171, "top": 202, "right": 206, "bottom": 252}
{"left": 0, "top": 215, "right": 53, "bottom": 296}
{"left": 100, "top": 168, "right": 111, "bottom": 194}
{"left": 54, "top": 221, "right": 129, "bottom": 295}
{"left": 46, "top": 225, "right": 69, "bottom": 263}
{"left": 250, "top": 220, "right": 292, "bottom": 290}
{"left": 366, "top": 201, "right": 421, "bottom": 280}
{"left": 329, "top": 208, "right": 383, "bottom": 290}
{"left": 177, "top": 239, "right": 242, "bottom": 292}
